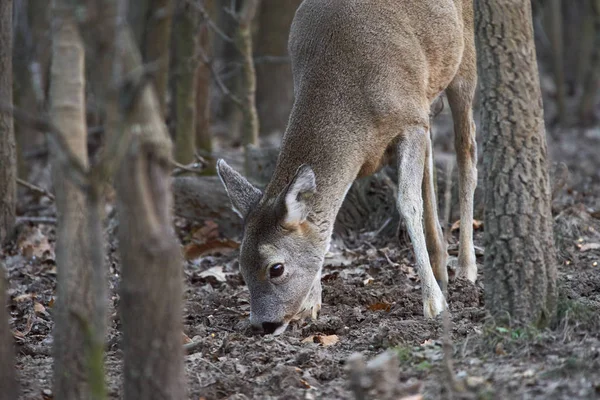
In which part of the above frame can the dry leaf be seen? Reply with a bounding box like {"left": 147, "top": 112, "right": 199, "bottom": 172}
{"left": 318, "top": 334, "right": 339, "bottom": 346}
{"left": 368, "top": 302, "right": 392, "bottom": 312}
{"left": 191, "top": 220, "right": 220, "bottom": 242}
{"left": 495, "top": 342, "right": 506, "bottom": 355}
{"left": 579, "top": 243, "right": 600, "bottom": 252}
{"left": 13, "top": 293, "right": 35, "bottom": 302}
{"left": 198, "top": 266, "right": 228, "bottom": 282}
{"left": 302, "top": 334, "right": 339, "bottom": 347}
{"left": 34, "top": 302, "right": 46, "bottom": 314}
{"left": 399, "top": 395, "right": 423, "bottom": 400}
{"left": 182, "top": 332, "right": 192, "bottom": 344}
{"left": 18, "top": 226, "right": 54, "bottom": 260}
{"left": 420, "top": 339, "right": 435, "bottom": 346}
{"left": 184, "top": 239, "right": 240, "bottom": 260}
{"left": 299, "top": 379, "right": 311, "bottom": 389}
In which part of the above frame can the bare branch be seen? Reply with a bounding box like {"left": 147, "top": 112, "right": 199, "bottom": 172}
{"left": 17, "top": 178, "right": 55, "bottom": 200}
{"left": 0, "top": 103, "right": 89, "bottom": 191}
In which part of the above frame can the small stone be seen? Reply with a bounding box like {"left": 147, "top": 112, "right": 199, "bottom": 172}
{"left": 523, "top": 369, "right": 535, "bottom": 378}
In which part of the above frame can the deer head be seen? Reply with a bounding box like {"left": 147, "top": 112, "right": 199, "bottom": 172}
{"left": 217, "top": 159, "right": 325, "bottom": 335}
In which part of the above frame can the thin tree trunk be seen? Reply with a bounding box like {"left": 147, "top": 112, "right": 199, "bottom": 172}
{"left": 128, "top": 0, "right": 174, "bottom": 117}
{"left": 235, "top": 0, "right": 260, "bottom": 148}
{"left": 475, "top": 0, "right": 557, "bottom": 326}
{"left": 0, "top": 268, "right": 17, "bottom": 400}
{"left": 254, "top": 0, "right": 300, "bottom": 137}
{"left": 115, "top": 28, "right": 186, "bottom": 400}
{"left": 172, "top": 0, "right": 198, "bottom": 164}
{"left": 195, "top": 0, "right": 213, "bottom": 153}
{"left": 547, "top": 0, "right": 566, "bottom": 123}
{"left": 49, "top": 3, "right": 97, "bottom": 399}
{"left": 0, "top": 0, "right": 16, "bottom": 244}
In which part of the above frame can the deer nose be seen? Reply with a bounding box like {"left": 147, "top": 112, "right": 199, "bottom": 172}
{"left": 261, "top": 321, "right": 283, "bottom": 335}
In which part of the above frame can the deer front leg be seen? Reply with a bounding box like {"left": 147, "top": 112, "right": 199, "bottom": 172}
{"left": 397, "top": 126, "right": 446, "bottom": 318}
{"left": 422, "top": 129, "right": 449, "bottom": 293}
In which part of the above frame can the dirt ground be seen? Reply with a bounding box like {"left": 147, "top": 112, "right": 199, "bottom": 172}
{"left": 3, "top": 106, "right": 600, "bottom": 399}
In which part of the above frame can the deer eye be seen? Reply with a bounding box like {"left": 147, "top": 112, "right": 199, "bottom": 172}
{"left": 269, "top": 263, "right": 285, "bottom": 279}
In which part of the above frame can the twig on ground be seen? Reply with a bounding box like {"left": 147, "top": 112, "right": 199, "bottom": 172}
{"left": 184, "top": 340, "right": 204, "bottom": 354}
{"left": 17, "top": 178, "right": 55, "bottom": 201}
{"left": 16, "top": 216, "right": 57, "bottom": 225}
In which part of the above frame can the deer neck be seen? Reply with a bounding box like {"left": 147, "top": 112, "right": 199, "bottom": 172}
{"left": 264, "top": 121, "right": 363, "bottom": 241}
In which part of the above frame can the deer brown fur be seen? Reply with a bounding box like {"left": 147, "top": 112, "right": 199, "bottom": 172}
{"left": 218, "top": 0, "right": 478, "bottom": 335}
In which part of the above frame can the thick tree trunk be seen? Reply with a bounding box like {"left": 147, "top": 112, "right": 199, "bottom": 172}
{"left": 254, "top": 0, "right": 301, "bottom": 137}
{"left": 0, "top": 269, "right": 17, "bottom": 400}
{"left": 0, "top": 0, "right": 16, "bottom": 244}
{"left": 475, "top": 0, "right": 557, "bottom": 326}
{"left": 172, "top": 0, "right": 198, "bottom": 164}
{"left": 49, "top": 3, "right": 97, "bottom": 399}
{"left": 115, "top": 28, "right": 185, "bottom": 400}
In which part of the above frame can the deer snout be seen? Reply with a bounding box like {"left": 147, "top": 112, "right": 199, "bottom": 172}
{"left": 250, "top": 320, "right": 288, "bottom": 335}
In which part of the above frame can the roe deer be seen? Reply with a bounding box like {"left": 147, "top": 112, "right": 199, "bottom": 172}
{"left": 217, "top": 0, "right": 478, "bottom": 335}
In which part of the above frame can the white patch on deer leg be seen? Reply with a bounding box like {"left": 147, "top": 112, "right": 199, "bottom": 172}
{"left": 397, "top": 128, "right": 446, "bottom": 318}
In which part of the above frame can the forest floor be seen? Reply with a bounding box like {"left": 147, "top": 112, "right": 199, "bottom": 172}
{"left": 3, "top": 111, "right": 600, "bottom": 399}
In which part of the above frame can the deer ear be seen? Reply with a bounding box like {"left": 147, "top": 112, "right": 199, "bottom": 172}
{"left": 217, "top": 159, "right": 262, "bottom": 219}
{"left": 281, "top": 165, "right": 316, "bottom": 228}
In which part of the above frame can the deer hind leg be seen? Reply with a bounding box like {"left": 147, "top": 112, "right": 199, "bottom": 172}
{"left": 422, "top": 134, "right": 448, "bottom": 293}
{"left": 446, "top": 72, "right": 478, "bottom": 282}
{"left": 397, "top": 125, "right": 446, "bottom": 318}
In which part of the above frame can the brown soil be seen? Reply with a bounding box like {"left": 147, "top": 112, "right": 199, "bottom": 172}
{"left": 3, "top": 120, "right": 600, "bottom": 399}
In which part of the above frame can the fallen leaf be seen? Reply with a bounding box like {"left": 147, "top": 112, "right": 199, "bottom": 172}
{"left": 302, "top": 334, "right": 339, "bottom": 347}
{"left": 191, "top": 220, "right": 220, "bottom": 242}
{"left": 580, "top": 243, "right": 600, "bottom": 252}
{"left": 198, "top": 266, "right": 228, "bottom": 282}
{"left": 13, "top": 293, "right": 35, "bottom": 302}
{"left": 299, "top": 379, "right": 311, "bottom": 389}
{"left": 34, "top": 302, "right": 46, "bottom": 314}
{"left": 184, "top": 239, "right": 240, "bottom": 260}
{"left": 318, "top": 334, "right": 339, "bottom": 346}
{"left": 181, "top": 332, "right": 192, "bottom": 344}
{"left": 420, "top": 339, "right": 435, "bottom": 347}
{"left": 495, "top": 342, "right": 506, "bottom": 355}
{"left": 17, "top": 226, "right": 54, "bottom": 260}
{"left": 368, "top": 302, "right": 392, "bottom": 312}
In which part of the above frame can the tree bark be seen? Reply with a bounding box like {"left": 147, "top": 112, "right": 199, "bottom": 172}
{"left": 195, "top": 0, "right": 213, "bottom": 153}
{"left": 172, "top": 0, "right": 198, "bottom": 164}
{"left": 254, "top": 0, "right": 301, "bottom": 137}
{"left": 128, "top": 0, "right": 174, "bottom": 117}
{"left": 235, "top": 0, "right": 260, "bottom": 148}
{"left": 0, "top": 268, "right": 17, "bottom": 400}
{"left": 49, "top": 3, "right": 99, "bottom": 399}
{"left": 0, "top": 0, "right": 16, "bottom": 244}
{"left": 475, "top": 0, "right": 557, "bottom": 326}
{"left": 115, "top": 28, "right": 186, "bottom": 400}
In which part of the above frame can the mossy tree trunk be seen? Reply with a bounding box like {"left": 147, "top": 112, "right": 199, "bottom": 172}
{"left": 475, "top": 0, "right": 557, "bottom": 326}
{"left": 115, "top": 28, "right": 186, "bottom": 399}
{"left": 49, "top": 2, "right": 100, "bottom": 399}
